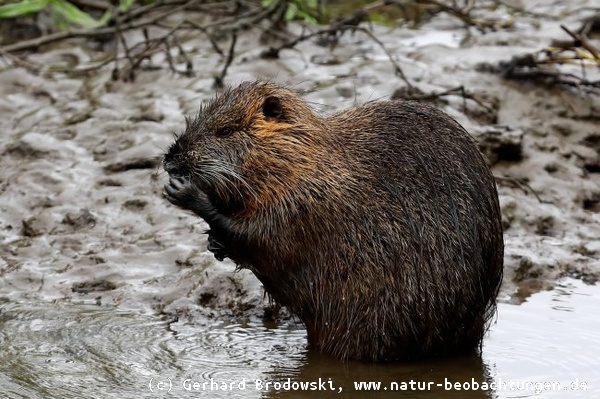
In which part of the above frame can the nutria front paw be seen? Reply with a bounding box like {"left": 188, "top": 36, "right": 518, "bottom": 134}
{"left": 165, "top": 176, "right": 198, "bottom": 207}
{"left": 165, "top": 176, "right": 237, "bottom": 259}
{"left": 164, "top": 176, "right": 215, "bottom": 219}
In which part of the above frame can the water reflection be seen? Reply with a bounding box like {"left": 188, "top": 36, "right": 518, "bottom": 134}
{"left": 264, "top": 352, "right": 494, "bottom": 398}
{"left": 0, "top": 279, "right": 599, "bottom": 399}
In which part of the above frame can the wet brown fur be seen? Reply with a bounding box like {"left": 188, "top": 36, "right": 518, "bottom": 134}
{"left": 164, "top": 81, "right": 504, "bottom": 362}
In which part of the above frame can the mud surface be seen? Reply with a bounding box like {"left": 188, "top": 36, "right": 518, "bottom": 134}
{"left": 0, "top": 0, "right": 599, "bottom": 397}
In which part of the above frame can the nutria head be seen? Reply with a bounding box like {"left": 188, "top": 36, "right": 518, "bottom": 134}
{"left": 163, "top": 81, "right": 503, "bottom": 362}
{"left": 164, "top": 81, "right": 330, "bottom": 217}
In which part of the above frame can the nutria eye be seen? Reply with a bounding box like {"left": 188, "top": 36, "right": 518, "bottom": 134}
{"left": 262, "top": 96, "right": 283, "bottom": 119}
{"left": 216, "top": 127, "right": 233, "bottom": 138}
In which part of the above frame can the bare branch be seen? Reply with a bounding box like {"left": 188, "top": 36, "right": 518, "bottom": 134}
{"left": 214, "top": 33, "right": 237, "bottom": 88}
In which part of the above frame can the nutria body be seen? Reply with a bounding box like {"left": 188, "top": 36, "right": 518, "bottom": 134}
{"left": 163, "top": 81, "right": 503, "bottom": 362}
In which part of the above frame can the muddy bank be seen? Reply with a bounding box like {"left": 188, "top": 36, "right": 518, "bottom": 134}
{"left": 1, "top": 0, "right": 599, "bottom": 323}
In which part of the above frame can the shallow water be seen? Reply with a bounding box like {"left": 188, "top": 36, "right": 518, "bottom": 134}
{"left": 1, "top": 279, "right": 598, "bottom": 398}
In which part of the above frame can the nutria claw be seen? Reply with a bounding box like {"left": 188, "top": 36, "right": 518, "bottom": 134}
{"left": 164, "top": 176, "right": 188, "bottom": 203}
{"left": 207, "top": 233, "right": 229, "bottom": 261}
{"left": 164, "top": 176, "right": 206, "bottom": 209}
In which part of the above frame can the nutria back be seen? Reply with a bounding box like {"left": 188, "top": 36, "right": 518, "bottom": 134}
{"left": 163, "top": 81, "right": 504, "bottom": 362}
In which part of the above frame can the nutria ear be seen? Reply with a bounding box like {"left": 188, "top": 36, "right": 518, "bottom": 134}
{"left": 262, "top": 96, "right": 283, "bottom": 119}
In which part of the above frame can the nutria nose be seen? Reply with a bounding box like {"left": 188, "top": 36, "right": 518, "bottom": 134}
{"left": 163, "top": 158, "right": 184, "bottom": 177}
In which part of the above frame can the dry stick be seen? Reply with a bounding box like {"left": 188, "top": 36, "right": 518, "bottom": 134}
{"left": 361, "top": 27, "right": 412, "bottom": 88}
{"left": 113, "top": 3, "right": 137, "bottom": 81}
{"left": 133, "top": 11, "right": 240, "bottom": 74}
{"left": 261, "top": 27, "right": 336, "bottom": 56}
{"left": 72, "top": 48, "right": 161, "bottom": 75}
{"left": 263, "top": 25, "right": 412, "bottom": 88}
{"left": 399, "top": 85, "right": 495, "bottom": 114}
{"left": 105, "top": 29, "right": 169, "bottom": 79}
{"left": 174, "top": 20, "right": 224, "bottom": 56}
{"left": 495, "top": 176, "right": 545, "bottom": 204}
{"left": 39, "top": 28, "right": 159, "bottom": 76}
{"left": 214, "top": 33, "right": 237, "bottom": 88}
{"left": 162, "top": 38, "right": 193, "bottom": 77}
{"left": 506, "top": 68, "right": 600, "bottom": 90}
{"left": 175, "top": 40, "right": 194, "bottom": 77}
{"left": 560, "top": 24, "right": 600, "bottom": 60}
{"left": 163, "top": 39, "right": 177, "bottom": 75}
{"left": 0, "top": 50, "right": 40, "bottom": 72}
{"left": 127, "top": 36, "right": 169, "bottom": 75}
{"left": 134, "top": 20, "right": 184, "bottom": 76}
{"left": 500, "top": 52, "right": 600, "bottom": 92}
{"left": 100, "top": 16, "right": 223, "bottom": 77}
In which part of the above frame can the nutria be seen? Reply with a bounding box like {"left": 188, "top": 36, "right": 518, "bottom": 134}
{"left": 163, "top": 81, "right": 503, "bottom": 362}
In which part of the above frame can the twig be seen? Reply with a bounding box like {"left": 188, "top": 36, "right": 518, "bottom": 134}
{"left": 491, "top": 20, "right": 600, "bottom": 94}
{"left": 503, "top": 66, "right": 600, "bottom": 90}
{"left": 176, "top": 20, "right": 224, "bottom": 56}
{"left": 495, "top": 176, "right": 545, "bottom": 203}
{"left": 175, "top": 40, "right": 194, "bottom": 77}
{"left": 560, "top": 24, "right": 600, "bottom": 60}
{"left": 360, "top": 27, "right": 412, "bottom": 88}
{"left": 262, "top": 24, "right": 412, "bottom": 88}
{"left": 0, "top": 50, "right": 41, "bottom": 73}
{"left": 113, "top": 3, "right": 136, "bottom": 81}
{"left": 163, "top": 38, "right": 194, "bottom": 77}
{"left": 397, "top": 85, "right": 495, "bottom": 114}
{"left": 214, "top": 32, "right": 237, "bottom": 88}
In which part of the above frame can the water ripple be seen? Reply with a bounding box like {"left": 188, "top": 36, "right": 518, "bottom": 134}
{"left": 0, "top": 301, "right": 308, "bottom": 399}
{"left": 1, "top": 279, "right": 599, "bottom": 399}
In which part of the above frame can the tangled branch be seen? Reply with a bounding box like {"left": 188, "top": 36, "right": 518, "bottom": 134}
{"left": 488, "top": 19, "right": 600, "bottom": 93}
{"left": 0, "top": 0, "right": 560, "bottom": 85}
